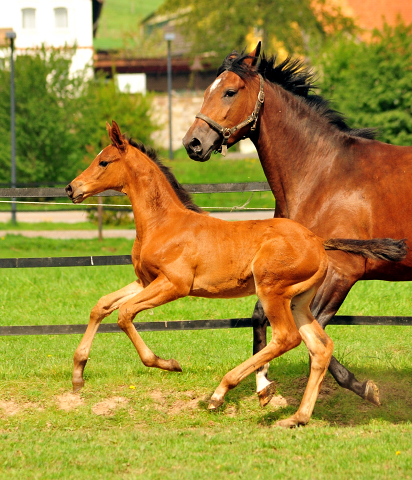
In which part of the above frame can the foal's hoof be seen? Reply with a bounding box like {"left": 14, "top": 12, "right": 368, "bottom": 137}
{"left": 72, "top": 379, "right": 85, "bottom": 393}
{"left": 208, "top": 398, "right": 224, "bottom": 410}
{"left": 258, "top": 382, "right": 277, "bottom": 408}
{"left": 275, "top": 415, "right": 307, "bottom": 429}
{"left": 363, "top": 380, "right": 381, "bottom": 406}
{"left": 169, "top": 359, "right": 183, "bottom": 372}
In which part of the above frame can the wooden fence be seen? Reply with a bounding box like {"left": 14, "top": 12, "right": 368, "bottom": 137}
{"left": 1, "top": 184, "right": 411, "bottom": 336}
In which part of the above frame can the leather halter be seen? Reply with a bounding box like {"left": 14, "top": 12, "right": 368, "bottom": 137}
{"left": 195, "top": 73, "right": 265, "bottom": 156}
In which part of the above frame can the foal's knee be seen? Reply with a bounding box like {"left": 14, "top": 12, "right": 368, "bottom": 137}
{"left": 310, "top": 334, "right": 334, "bottom": 370}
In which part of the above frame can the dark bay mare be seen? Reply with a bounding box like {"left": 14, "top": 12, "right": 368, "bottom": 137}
{"left": 183, "top": 42, "right": 412, "bottom": 407}
{"left": 66, "top": 121, "right": 405, "bottom": 427}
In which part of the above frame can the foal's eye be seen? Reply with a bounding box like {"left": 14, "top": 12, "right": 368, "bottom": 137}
{"left": 99, "top": 160, "right": 109, "bottom": 167}
{"left": 224, "top": 90, "right": 237, "bottom": 98}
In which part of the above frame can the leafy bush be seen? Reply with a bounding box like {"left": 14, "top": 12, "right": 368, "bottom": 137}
{"left": 0, "top": 47, "right": 158, "bottom": 185}
{"left": 317, "top": 22, "right": 412, "bottom": 146}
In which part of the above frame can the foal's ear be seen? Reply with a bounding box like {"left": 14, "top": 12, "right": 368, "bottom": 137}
{"left": 108, "top": 120, "right": 126, "bottom": 151}
{"left": 244, "top": 41, "right": 261, "bottom": 68}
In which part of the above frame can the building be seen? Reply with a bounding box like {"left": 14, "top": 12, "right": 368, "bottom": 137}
{"left": 335, "top": 0, "right": 412, "bottom": 31}
{"left": 0, "top": 0, "right": 94, "bottom": 75}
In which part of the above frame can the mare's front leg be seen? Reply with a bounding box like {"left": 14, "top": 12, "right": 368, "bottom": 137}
{"left": 252, "top": 301, "right": 276, "bottom": 407}
{"left": 311, "top": 261, "right": 380, "bottom": 406}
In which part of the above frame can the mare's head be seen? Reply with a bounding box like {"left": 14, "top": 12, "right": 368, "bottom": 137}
{"left": 183, "top": 43, "right": 262, "bottom": 162}
{"left": 66, "top": 121, "right": 131, "bottom": 203}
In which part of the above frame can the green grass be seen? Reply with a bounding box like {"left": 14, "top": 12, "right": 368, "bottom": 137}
{"left": 94, "top": 0, "right": 165, "bottom": 50}
{"left": 1, "top": 237, "right": 412, "bottom": 478}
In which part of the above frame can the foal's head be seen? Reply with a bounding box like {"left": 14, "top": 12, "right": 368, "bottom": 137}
{"left": 66, "top": 121, "right": 134, "bottom": 203}
{"left": 66, "top": 121, "right": 204, "bottom": 213}
{"left": 183, "top": 44, "right": 262, "bottom": 162}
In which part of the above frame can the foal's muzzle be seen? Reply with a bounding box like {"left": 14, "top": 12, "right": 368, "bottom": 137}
{"left": 65, "top": 183, "right": 84, "bottom": 203}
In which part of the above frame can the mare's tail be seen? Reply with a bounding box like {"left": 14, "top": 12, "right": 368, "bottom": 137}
{"left": 323, "top": 238, "right": 408, "bottom": 262}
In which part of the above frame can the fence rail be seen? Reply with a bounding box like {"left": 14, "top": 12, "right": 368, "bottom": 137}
{"left": 1, "top": 183, "right": 411, "bottom": 336}
{"left": 0, "top": 182, "right": 271, "bottom": 199}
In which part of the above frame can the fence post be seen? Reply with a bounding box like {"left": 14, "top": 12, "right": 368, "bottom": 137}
{"left": 98, "top": 196, "right": 103, "bottom": 241}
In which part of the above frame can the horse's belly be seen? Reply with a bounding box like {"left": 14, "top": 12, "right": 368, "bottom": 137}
{"left": 190, "top": 276, "right": 256, "bottom": 299}
{"left": 363, "top": 258, "right": 412, "bottom": 281}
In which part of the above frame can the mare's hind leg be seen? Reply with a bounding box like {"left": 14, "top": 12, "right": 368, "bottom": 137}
{"left": 209, "top": 295, "right": 302, "bottom": 409}
{"left": 276, "top": 287, "right": 333, "bottom": 428}
{"left": 311, "top": 261, "right": 380, "bottom": 406}
{"left": 252, "top": 301, "right": 276, "bottom": 407}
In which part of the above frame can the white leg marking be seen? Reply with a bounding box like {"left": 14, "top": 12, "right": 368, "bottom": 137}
{"left": 256, "top": 363, "right": 271, "bottom": 393}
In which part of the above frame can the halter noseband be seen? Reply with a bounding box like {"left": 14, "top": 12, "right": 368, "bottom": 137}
{"left": 195, "top": 73, "right": 265, "bottom": 156}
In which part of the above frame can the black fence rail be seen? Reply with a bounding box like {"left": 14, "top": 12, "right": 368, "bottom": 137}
{"left": 1, "top": 184, "right": 411, "bottom": 336}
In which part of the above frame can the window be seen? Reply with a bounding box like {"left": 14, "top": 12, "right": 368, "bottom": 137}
{"left": 22, "top": 8, "right": 36, "bottom": 29}
{"left": 54, "top": 7, "right": 68, "bottom": 28}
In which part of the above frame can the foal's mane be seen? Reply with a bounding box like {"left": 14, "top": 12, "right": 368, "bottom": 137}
{"left": 217, "top": 52, "right": 377, "bottom": 140}
{"left": 126, "top": 137, "right": 204, "bottom": 214}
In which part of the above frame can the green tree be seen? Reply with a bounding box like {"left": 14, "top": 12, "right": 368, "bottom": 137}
{"left": 318, "top": 22, "right": 412, "bottom": 146}
{"left": 0, "top": 47, "right": 158, "bottom": 185}
{"left": 0, "top": 47, "right": 84, "bottom": 184}
{"left": 160, "top": 0, "right": 355, "bottom": 60}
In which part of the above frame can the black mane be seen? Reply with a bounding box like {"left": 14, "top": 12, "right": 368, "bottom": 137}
{"left": 126, "top": 138, "right": 204, "bottom": 214}
{"left": 217, "top": 52, "right": 377, "bottom": 140}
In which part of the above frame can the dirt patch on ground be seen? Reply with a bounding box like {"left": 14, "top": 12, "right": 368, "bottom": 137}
{"left": 92, "top": 397, "right": 129, "bottom": 416}
{"left": 0, "top": 400, "right": 42, "bottom": 417}
{"left": 269, "top": 395, "right": 299, "bottom": 408}
{"left": 149, "top": 389, "right": 206, "bottom": 415}
{"left": 56, "top": 392, "right": 84, "bottom": 412}
{"left": 0, "top": 400, "right": 22, "bottom": 416}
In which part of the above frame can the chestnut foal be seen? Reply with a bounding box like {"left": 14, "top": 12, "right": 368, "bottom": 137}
{"left": 66, "top": 121, "right": 406, "bottom": 428}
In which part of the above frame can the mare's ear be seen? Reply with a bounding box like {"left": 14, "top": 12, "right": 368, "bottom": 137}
{"left": 243, "top": 41, "right": 261, "bottom": 68}
{"left": 108, "top": 120, "right": 126, "bottom": 151}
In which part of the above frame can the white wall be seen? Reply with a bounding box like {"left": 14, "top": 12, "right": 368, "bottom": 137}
{"left": 0, "top": 0, "right": 93, "bottom": 75}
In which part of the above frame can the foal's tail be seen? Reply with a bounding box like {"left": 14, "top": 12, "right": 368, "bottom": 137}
{"left": 323, "top": 238, "right": 408, "bottom": 262}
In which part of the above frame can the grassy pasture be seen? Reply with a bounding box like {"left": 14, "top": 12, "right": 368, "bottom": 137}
{"left": 1, "top": 236, "right": 412, "bottom": 478}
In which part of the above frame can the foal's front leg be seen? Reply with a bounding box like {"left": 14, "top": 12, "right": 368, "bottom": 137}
{"left": 73, "top": 280, "right": 144, "bottom": 391}
{"left": 116, "top": 275, "right": 188, "bottom": 371}
{"left": 72, "top": 278, "right": 182, "bottom": 392}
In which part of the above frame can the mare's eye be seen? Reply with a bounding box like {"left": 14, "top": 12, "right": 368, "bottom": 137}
{"left": 224, "top": 90, "right": 237, "bottom": 97}
{"left": 99, "top": 160, "right": 109, "bottom": 167}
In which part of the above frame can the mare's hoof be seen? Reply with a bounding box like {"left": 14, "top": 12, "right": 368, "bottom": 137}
{"left": 72, "top": 380, "right": 85, "bottom": 393}
{"left": 169, "top": 359, "right": 183, "bottom": 372}
{"left": 363, "top": 380, "right": 381, "bottom": 406}
{"left": 275, "top": 415, "right": 307, "bottom": 429}
{"left": 258, "top": 382, "right": 277, "bottom": 408}
{"left": 208, "top": 398, "right": 224, "bottom": 410}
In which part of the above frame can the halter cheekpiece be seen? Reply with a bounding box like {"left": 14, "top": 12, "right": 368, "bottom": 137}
{"left": 195, "top": 73, "right": 265, "bottom": 156}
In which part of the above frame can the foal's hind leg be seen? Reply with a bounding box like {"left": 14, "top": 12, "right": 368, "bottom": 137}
{"left": 209, "top": 295, "right": 302, "bottom": 409}
{"left": 311, "top": 260, "right": 380, "bottom": 406}
{"left": 276, "top": 287, "right": 333, "bottom": 428}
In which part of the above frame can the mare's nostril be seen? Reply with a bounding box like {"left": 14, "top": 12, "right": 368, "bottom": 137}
{"left": 189, "top": 137, "right": 202, "bottom": 153}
